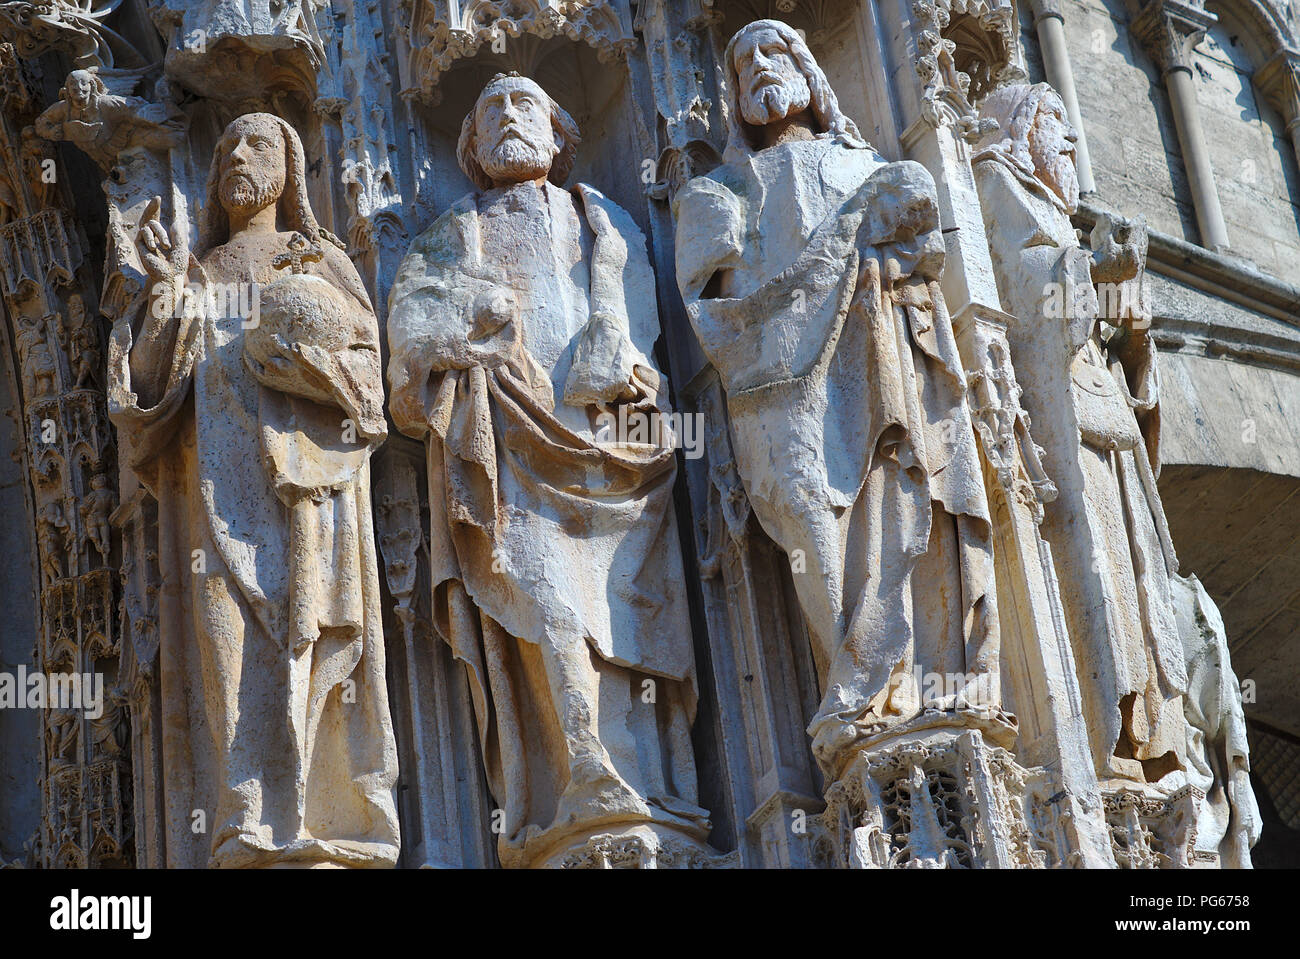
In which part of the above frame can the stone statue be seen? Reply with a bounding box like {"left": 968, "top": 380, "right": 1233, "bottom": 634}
{"left": 388, "top": 73, "right": 712, "bottom": 868}
{"left": 973, "top": 83, "right": 1188, "bottom": 785}
{"left": 34, "top": 68, "right": 184, "bottom": 171}
{"left": 79, "top": 472, "right": 114, "bottom": 563}
{"left": 674, "top": 20, "right": 1003, "bottom": 776}
{"left": 106, "top": 112, "right": 399, "bottom": 868}
{"left": 37, "top": 498, "right": 67, "bottom": 583}
{"left": 1172, "top": 573, "right": 1260, "bottom": 867}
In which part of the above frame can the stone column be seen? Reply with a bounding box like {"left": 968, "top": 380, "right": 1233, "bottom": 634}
{"left": 1029, "top": 0, "right": 1096, "bottom": 194}
{"left": 1134, "top": 0, "right": 1230, "bottom": 250}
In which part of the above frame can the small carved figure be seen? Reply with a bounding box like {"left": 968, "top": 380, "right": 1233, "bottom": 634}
{"left": 36, "top": 498, "right": 68, "bottom": 583}
{"left": 79, "top": 471, "right": 114, "bottom": 563}
{"left": 34, "top": 68, "right": 184, "bottom": 171}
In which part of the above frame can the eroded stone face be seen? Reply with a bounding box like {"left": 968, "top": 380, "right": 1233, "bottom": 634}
{"left": 471, "top": 76, "right": 559, "bottom": 187}
{"left": 1027, "top": 91, "right": 1081, "bottom": 212}
{"left": 731, "top": 23, "right": 812, "bottom": 128}
{"left": 217, "top": 115, "right": 287, "bottom": 217}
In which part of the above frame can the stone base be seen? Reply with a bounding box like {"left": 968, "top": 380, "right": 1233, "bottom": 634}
{"left": 1100, "top": 781, "right": 1204, "bottom": 869}
{"left": 814, "top": 710, "right": 1043, "bottom": 868}
{"left": 535, "top": 822, "right": 735, "bottom": 869}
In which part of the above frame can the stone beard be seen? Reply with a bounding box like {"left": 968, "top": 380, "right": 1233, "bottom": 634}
{"left": 973, "top": 83, "right": 1188, "bottom": 785}
{"left": 388, "top": 76, "right": 711, "bottom": 868}
{"left": 676, "top": 20, "right": 1004, "bottom": 776}
{"left": 107, "top": 113, "right": 399, "bottom": 868}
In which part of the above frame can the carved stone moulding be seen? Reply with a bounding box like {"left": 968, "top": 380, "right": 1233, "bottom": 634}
{"left": 547, "top": 823, "right": 736, "bottom": 869}
{"left": 149, "top": 0, "right": 326, "bottom": 101}
{"left": 815, "top": 710, "right": 1044, "bottom": 868}
{"left": 1101, "top": 782, "right": 1207, "bottom": 868}
{"left": 0, "top": 0, "right": 147, "bottom": 69}
{"left": 403, "top": 0, "right": 636, "bottom": 104}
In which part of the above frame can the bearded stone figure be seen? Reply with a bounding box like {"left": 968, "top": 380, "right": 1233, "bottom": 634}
{"left": 387, "top": 74, "right": 712, "bottom": 868}
{"left": 107, "top": 113, "right": 400, "bottom": 868}
{"left": 973, "top": 83, "right": 1189, "bottom": 787}
{"left": 674, "top": 20, "right": 1003, "bottom": 779}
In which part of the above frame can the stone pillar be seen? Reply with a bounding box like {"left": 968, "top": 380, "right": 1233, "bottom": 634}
{"left": 1134, "top": 0, "right": 1230, "bottom": 251}
{"left": 1029, "top": 0, "right": 1096, "bottom": 194}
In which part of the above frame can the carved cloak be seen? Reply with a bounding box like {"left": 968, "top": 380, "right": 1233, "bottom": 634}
{"left": 107, "top": 238, "right": 400, "bottom": 868}
{"left": 974, "top": 145, "right": 1188, "bottom": 783}
{"left": 675, "top": 139, "right": 999, "bottom": 773}
{"left": 388, "top": 182, "right": 706, "bottom": 864}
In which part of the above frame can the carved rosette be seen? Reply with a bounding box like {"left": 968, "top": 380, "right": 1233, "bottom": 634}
{"left": 403, "top": 0, "right": 637, "bottom": 104}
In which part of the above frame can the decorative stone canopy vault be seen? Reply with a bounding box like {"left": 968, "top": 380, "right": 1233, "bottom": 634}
{"left": 401, "top": 0, "right": 636, "bottom": 103}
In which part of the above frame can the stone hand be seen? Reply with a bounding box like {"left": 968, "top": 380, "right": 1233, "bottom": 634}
{"left": 135, "top": 195, "right": 190, "bottom": 287}
{"left": 463, "top": 287, "right": 522, "bottom": 368}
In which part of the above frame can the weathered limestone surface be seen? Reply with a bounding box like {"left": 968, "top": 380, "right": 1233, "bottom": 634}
{"left": 0, "top": 0, "right": 1290, "bottom": 869}
{"left": 108, "top": 113, "right": 399, "bottom": 868}
{"left": 388, "top": 74, "right": 714, "bottom": 869}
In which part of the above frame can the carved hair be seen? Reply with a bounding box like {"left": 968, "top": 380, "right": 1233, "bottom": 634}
{"left": 62, "top": 69, "right": 106, "bottom": 100}
{"left": 457, "top": 72, "right": 581, "bottom": 191}
{"left": 972, "top": 82, "right": 1073, "bottom": 211}
{"left": 194, "top": 112, "right": 320, "bottom": 258}
{"left": 721, "top": 19, "right": 866, "bottom": 162}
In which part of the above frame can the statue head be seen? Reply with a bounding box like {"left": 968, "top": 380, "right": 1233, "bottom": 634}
{"left": 458, "top": 73, "right": 581, "bottom": 191}
{"left": 195, "top": 113, "right": 320, "bottom": 257}
{"left": 63, "top": 69, "right": 103, "bottom": 110}
{"left": 721, "top": 19, "right": 864, "bottom": 161}
{"left": 974, "top": 82, "right": 1080, "bottom": 212}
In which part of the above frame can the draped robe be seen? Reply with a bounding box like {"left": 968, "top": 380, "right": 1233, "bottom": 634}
{"left": 387, "top": 181, "right": 707, "bottom": 867}
{"left": 974, "top": 153, "right": 1188, "bottom": 783}
{"left": 108, "top": 233, "right": 400, "bottom": 868}
{"left": 674, "top": 139, "right": 1000, "bottom": 775}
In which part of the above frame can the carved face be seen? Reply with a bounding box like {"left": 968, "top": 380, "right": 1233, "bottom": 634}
{"left": 217, "top": 116, "right": 287, "bottom": 219}
{"left": 732, "top": 25, "right": 811, "bottom": 128}
{"left": 473, "top": 77, "right": 558, "bottom": 186}
{"left": 1028, "top": 93, "right": 1079, "bottom": 210}
{"left": 67, "top": 71, "right": 96, "bottom": 109}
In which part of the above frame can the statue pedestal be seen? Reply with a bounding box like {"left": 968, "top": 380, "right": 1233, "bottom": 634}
{"left": 814, "top": 709, "right": 1045, "bottom": 868}
{"left": 535, "top": 822, "right": 734, "bottom": 869}
{"left": 1100, "top": 781, "right": 1206, "bottom": 868}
